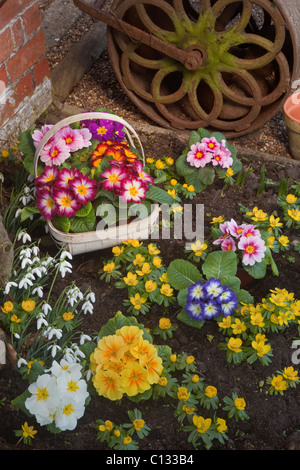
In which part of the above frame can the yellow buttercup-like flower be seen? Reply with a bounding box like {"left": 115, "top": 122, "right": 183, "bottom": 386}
{"left": 227, "top": 337, "right": 242, "bottom": 353}
{"left": 205, "top": 385, "right": 217, "bottom": 398}
{"left": 63, "top": 311, "right": 74, "bottom": 321}
{"left": 136, "top": 262, "right": 152, "bottom": 276}
{"left": 190, "top": 240, "right": 208, "bottom": 257}
{"left": 133, "top": 419, "right": 145, "bottom": 431}
{"left": 234, "top": 397, "right": 246, "bottom": 410}
{"left": 112, "top": 246, "right": 124, "bottom": 257}
{"left": 231, "top": 318, "right": 247, "bottom": 335}
{"left": 288, "top": 208, "right": 300, "bottom": 221}
{"left": 216, "top": 418, "right": 227, "bottom": 433}
{"left": 103, "top": 262, "right": 115, "bottom": 273}
{"left": 160, "top": 283, "right": 173, "bottom": 297}
{"left": 1, "top": 301, "right": 14, "bottom": 313}
{"left": 148, "top": 243, "right": 160, "bottom": 255}
{"left": 123, "top": 272, "right": 139, "bottom": 286}
{"left": 286, "top": 194, "right": 297, "bottom": 204}
{"left": 177, "top": 387, "right": 190, "bottom": 401}
{"left": 271, "top": 375, "right": 287, "bottom": 391}
{"left": 278, "top": 235, "right": 289, "bottom": 247}
{"left": 269, "top": 215, "right": 283, "bottom": 228}
{"left": 159, "top": 318, "right": 171, "bottom": 330}
{"left": 218, "top": 316, "right": 232, "bottom": 329}
{"left": 251, "top": 340, "right": 271, "bottom": 357}
{"left": 192, "top": 415, "right": 212, "bottom": 433}
{"left": 283, "top": 366, "right": 299, "bottom": 381}
{"left": 130, "top": 293, "right": 147, "bottom": 310}
{"left": 144, "top": 280, "right": 157, "bottom": 293}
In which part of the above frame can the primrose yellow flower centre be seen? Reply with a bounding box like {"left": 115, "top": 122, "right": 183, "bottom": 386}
{"left": 67, "top": 380, "right": 79, "bottom": 393}
{"left": 35, "top": 387, "right": 50, "bottom": 401}
{"left": 62, "top": 403, "right": 75, "bottom": 416}
{"left": 51, "top": 149, "right": 58, "bottom": 158}
{"left": 61, "top": 196, "right": 72, "bottom": 207}
{"left": 97, "top": 126, "right": 108, "bottom": 136}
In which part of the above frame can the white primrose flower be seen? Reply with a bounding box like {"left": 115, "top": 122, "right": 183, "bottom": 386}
{"left": 25, "top": 374, "right": 59, "bottom": 425}
{"left": 56, "top": 367, "right": 89, "bottom": 405}
{"left": 54, "top": 396, "right": 86, "bottom": 431}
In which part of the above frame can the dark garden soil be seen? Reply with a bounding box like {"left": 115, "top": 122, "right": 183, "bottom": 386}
{"left": 0, "top": 128, "right": 300, "bottom": 452}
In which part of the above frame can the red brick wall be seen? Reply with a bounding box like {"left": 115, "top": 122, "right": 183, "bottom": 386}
{"left": 0, "top": 0, "right": 52, "bottom": 144}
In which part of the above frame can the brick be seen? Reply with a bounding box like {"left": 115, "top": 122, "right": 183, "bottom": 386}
{"left": 0, "top": 0, "right": 34, "bottom": 31}
{"left": 21, "top": 2, "right": 41, "bottom": 37}
{"left": 33, "top": 56, "right": 50, "bottom": 86}
{"left": 14, "top": 71, "right": 34, "bottom": 107}
{"left": 7, "top": 28, "right": 46, "bottom": 83}
{"left": 11, "top": 18, "right": 24, "bottom": 49}
{"left": 0, "top": 64, "right": 8, "bottom": 87}
{"left": 0, "top": 28, "right": 14, "bottom": 63}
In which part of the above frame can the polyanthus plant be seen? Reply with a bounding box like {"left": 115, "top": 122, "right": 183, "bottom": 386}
{"left": 166, "top": 252, "right": 254, "bottom": 330}
{"left": 88, "top": 311, "right": 166, "bottom": 402}
{"left": 175, "top": 128, "right": 242, "bottom": 193}
{"left": 17, "top": 109, "right": 175, "bottom": 234}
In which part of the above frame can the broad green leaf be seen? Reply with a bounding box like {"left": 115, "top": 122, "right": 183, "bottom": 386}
{"left": 75, "top": 201, "right": 93, "bottom": 217}
{"left": 175, "top": 152, "right": 194, "bottom": 177}
{"left": 70, "top": 208, "right": 96, "bottom": 233}
{"left": 17, "top": 129, "right": 36, "bottom": 156}
{"left": 202, "top": 251, "right": 238, "bottom": 280}
{"left": 237, "top": 289, "right": 254, "bottom": 304}
{"left": 177, "top": 288, "right": 189, "bottom": 307}
{"left": 177, "top": 308, "right": 204, "bottom": 329}
{"left": 198, "top": 165, "right": 215, "bottom": 186}
{"left": 146, "top": 184, "right": 175, "bottom": 205}
{"left": 52, "top": 215, "right": 71, "bottom": 233}
{"left": 243, "top": 258, "right": 267, "bottom": 279}
{"left": 167, "top": 259, "right": 202, "bottom": 290}
{"left": 21, "top": 206, "right": 40, "bottom": 221}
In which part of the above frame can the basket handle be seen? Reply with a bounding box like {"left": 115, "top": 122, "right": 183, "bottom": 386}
{"left": 33, "top": 112, "right": 145, "bottom": 177}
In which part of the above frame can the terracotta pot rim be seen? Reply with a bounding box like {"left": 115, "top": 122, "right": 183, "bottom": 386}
{"left": 284, "top": 93, "right": 300, "bottom": 124}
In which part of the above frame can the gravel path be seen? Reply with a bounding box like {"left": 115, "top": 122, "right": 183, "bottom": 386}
{"left": 39, "top": 0, "right": 292, "bottom": 159}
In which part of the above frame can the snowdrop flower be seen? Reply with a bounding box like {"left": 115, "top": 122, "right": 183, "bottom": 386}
{"left": 47, "top": 344, "right": 62, "bottom": 358}
{"left": 17, "top": 358, "right": 28, "bottom": 368}
{"left": 81, "top": 300, "right": 93, "bottom": 315}
{"left": 31, "top": 246, "right": 40, "bottom": 256}
{"left": 37, "top": 313, "right": 48, "bottom": 330}
{"left": 32, "top": 286, "right": 44, "bottom": 298}
{"left": 60, "top": 250, "right": 72, "bottom": 261}
{"left": 20, "top": 248, "right": 32, "bottom": 260}
{"left": 15, "top": 208, "right": 22, "bottom": 218}
{"left": 4, "top": 281, "right": 17, "bottom": 294}
{"left": 14, "top": 333, "right": 20, "bottom": 339}
{"left": 86, "top": 292, "right": 95, "bottom": 303}
{"left": 41, "top": 303, "right": 52, "bottom": 315}
{"left": 67, "top": 286, "right": 83, "bottom": 307}
{"left": 19, "top": 277, "right": 33, "bottom": 289}
{"left": 21, "top": 258, "right": 33, "bottom": 269}
{"left": 79, "top": 333, "right": 92, "bottom": 345}
{"left": 43, "top": 327, "right": 62, "bottom": 340}
{"left": 41, "top": 256, "right": 54, "bottom": 267}
{"left": 31, "top": 267, "right": 43, "bottom": 279}
{"left": 58, "top": 260, "right": 72, "bottom": 278}
{"left": 17, "top": 231, "right": 31, "bottom": 244}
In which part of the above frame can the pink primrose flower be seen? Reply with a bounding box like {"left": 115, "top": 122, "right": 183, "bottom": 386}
{"left": 134, "top": 160, "right": 154, "bottom": 185}
{"left": 227, "top": 219, "right": 247, "bottom": 239}
{"left": 39, "top": 137, "right": 70, "bottom": 167}
{"left": 55, "top": 167, "right": 81, "bottom": 188}
{"left": 238, "top": 235, "right": 266, "bottom": 266}
{"left": 53, "top": 188, "right": 81, "bottom": 217}
{"left": 35, "top": 188, "right": 57, "bottom": 220}
{"left": 70, "top": 174, "right": 98, "bottom": 205}
{"left": 221, "top": 237, "right": 237, "bottom": 251}
{"left": 35, "top": 166, "right": 59, "bottom": 188}
{"left": 212, "top": 141, "right": 233, "bottom": 168}
{"left": 32, "top": 125, "right": 54, "bottom": 149}
{"left": 100, "top": 166, "right": 127, "bottom": 193}
{"left": 213, "top": 221, "right": 231, "bottom": 245}
{"left": 202, "top": 137, "right": 220, "bottom": 153}
{"left": 58, "top": 126, "right": 88, "bottom": 153}
{"left": 120, "top": 179, "right": 147, "bottom": 203}
{"left": 241, "top": 224, "right": 260, "bottom": 239}
{"left": 77, "top": 127, "right": 93, "bottom": 147}
{"left": 186, "top": 142, "right": 212, "bottom": 168}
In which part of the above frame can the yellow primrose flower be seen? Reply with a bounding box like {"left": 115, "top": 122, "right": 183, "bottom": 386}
{"left": 130, "top": 293, "right": 147, "bottom": 310}
{"left": 210, "top": 216, "right": 225, "bottom": 224}
{"left": 123, "top": 272, "right": 139, "bottom": 286}
{"left": 205, "top": 385, "right": 217, "bottom": 398}
{"left": 155, "top": 159, "right": 165, "bottom": 169}
{"left": 216, "top": 418, "right": 227, "bottom": 433}
{"left": 192, "top": 415, "right": 212, "bottom": 433}
{"left": 286, "top": 194, "right": 297, "bottom": 204}
{"left": 288, "top": 208, "right": 300, "bottom": 221}
{"left": 160, "top": 283, "right": 174, "bottom": 297}
{"left": 269, "top": 215, "right": 283, "bottom": 228}
{"left": 144, "top": 280, "right": 157, "bottom": 293}
{"left": 148, "top": 243, "right": 160, "bottom": 255}
{"left": 231, "top": 318, "right": 247, "bottom": 335}
{"left": 159, "top": 317, "right": 171, "bottom": 330}
{"left": 93, "top": 369, "right": 123, "bottom": 400}
{"left": 21, "top": 422, "right": 37, "bottom": 439}
{"left": 227, "top": 337, "right": 242, "bottom": 353}
{"left": 94, "top": 335, "right": 128, "bottom": 365}
{"left": 103, "top": 262, "right": 115, "bottom": 273}
{"left": 1, "top": 301, "right": 14, "bottom": 313}
{"left": 63, "top": 311, "right": 74, "bottom": 321}
{"left": 177, "top": 387, "right": 190, "bottom": 401}
{"left": 283, "top": 366, "right": 299, "bottom": 381}
{"left": 218, "top": 316, "right": 232, "bottom": 329}
{"left": 190, "top": 240, "right": 208, "bottom": 256}
{"left": 278, "top": 235, "right": 289, "bottom": 247}
{"left": 133, "top": 419, "right": 145, "bottom": 431}
{"left": 271, "top": 375, "right": 287, "bottom": 391}
{"left": 234, "top": 397, "right": 246, "bottom": 410}
{"left": 121, "top": 362, "right": 151, "bottom": 396}
{"left": 165, "top": 157, "right": 174, "bottom": 166}
{"left": 251, "top": 340, "right": 271, "bottom": 357}
{"left": 112, "top": 245, "right": 124, "bottom": 257}
{"left": 136, "top": 262, "right": 152, "bottom": 276}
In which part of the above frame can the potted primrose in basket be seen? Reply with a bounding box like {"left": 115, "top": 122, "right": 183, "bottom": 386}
{"left": 18, "top": 110, "right": 175, "bottom": 254}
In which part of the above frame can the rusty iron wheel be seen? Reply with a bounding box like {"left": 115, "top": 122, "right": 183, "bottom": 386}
{"left": 106, "top": 0, "right": 294, "bottom": 137}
